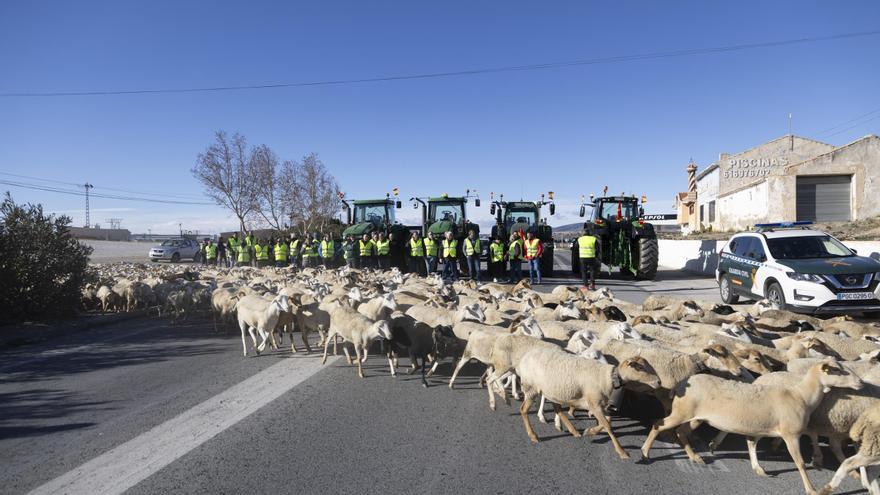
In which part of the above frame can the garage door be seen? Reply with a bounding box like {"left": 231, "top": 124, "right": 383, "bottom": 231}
{"left": 796, "top": 175, "right": 851, "bottom": 222}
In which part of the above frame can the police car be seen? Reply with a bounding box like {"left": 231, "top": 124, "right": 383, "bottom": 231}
{"left": 716, "top": 222, "right": 880, "bottom": 315}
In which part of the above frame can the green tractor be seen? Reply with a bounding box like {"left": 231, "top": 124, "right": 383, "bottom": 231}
{"left": 489, "top": 192, "right": 556, "bottom": 277}
{"left": 412, "top": 191, "right": 481, "bottom": 274}
{"left": 340, "top": 193, "right": 411, "bottom": 269}
{"left": 570, "top": 194, "right": 659, "bottom": 280}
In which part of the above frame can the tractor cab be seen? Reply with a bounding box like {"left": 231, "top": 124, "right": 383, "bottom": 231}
{"left": 413, "top": 192, "right": 480, "bottom": 238}
{"left": 341, "top": 196, "right": 401, "bottom": 238}
{"left": 583, "top": 196, "right": 645, "bottom": 224}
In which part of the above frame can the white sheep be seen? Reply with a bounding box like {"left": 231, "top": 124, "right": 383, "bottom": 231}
{"left": 235, "top": 294, "right": 291, "bottom": 357}
{"left": 320, "top": 305, "right": 392, "bottom": 378}
{"left": 640, "top": 360, "right": 863, "bottom": 495}
{"left": 819, "top": 407, "right": 880, "bottom": 495}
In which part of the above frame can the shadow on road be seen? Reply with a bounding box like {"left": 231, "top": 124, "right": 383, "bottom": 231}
{"left": 0, "top": 388, "right": 110, "bottom": 439}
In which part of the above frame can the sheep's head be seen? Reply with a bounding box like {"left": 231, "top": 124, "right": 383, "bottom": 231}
{"left": 602, "top": 306, "right": 627, "bottom": 322}
{"left": 799, "top": 336, "right": 839, "bottom": 359}
{"left": 461, "top": 303, "right": 485, "bottom": 323}
{"left": 566, "top": 330, "right": 598, "bottom": 354}
{"left": 273, "top": 294, "right": 291, "bottom": 313}
{"left": 711, "top": 304, "right": 736, "bottom": 316}
{"left": 607, "top": 322, "right": 641, "bottom": 341}
{"left": 381, "top": 293, "right": 398, "bottom": 311}
{"left": 556, "top": 301, "right": 581, "bottom": 320}
{"left": 753, "top": 299, "right": 773, "bottom": 315}
{"left": 859, "top": 349, "right": 880, "bottom": 362}
{"left": 577, "top": 348, "right": 608, "bottom": 364}
{"left": 718, "top": 323, "right": 754, "bottom": 344}
{"left": 515, "top": 317, "right": 544, "bottom": 339}
{"left": 373, "top": 320, "right": 392, "bottom": 341}
{"left": 817, "top": 359, "right": 863, "bottom": 393}
{"left": 432, "top": 325, "right": 461, "bottom": 358}
{"left": 699, "top": 344, "right": 749, "bottom": 379}
{"left": 680, "top": 301, "right": 705, "bottom": 318}
{"left": 862, "top": 335, "right": 880, "bottom": 345}
{"left": 347, "top": 287, "right": 363, "bottom": 302}
{"left": 733, "top": 348, "right": 774, "bottom": 375}
{"left": 618, "top": 357, "right": 661, "bottom": 390}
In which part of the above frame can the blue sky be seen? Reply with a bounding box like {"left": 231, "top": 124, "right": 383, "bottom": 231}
{"left": 2, "top": 1, "right": 879, "bottom": 233}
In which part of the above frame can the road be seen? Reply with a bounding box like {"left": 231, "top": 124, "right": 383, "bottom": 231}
{"left": 0, "top": 263, "right": 853, "bottom": 495}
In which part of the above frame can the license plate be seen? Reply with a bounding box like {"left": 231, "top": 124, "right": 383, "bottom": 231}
{"left": 837, "top": 292, "right": 875, "bottom": 301}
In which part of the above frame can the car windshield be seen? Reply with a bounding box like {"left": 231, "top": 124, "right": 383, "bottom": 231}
{"left": 161, "top": 240, "right": 181, "bottom": 247}
{"left": 595, "top": 201, "right": 638, "bottom": 221}
{"left": 506, "top": 210, "right": 537, "bottom": 226}
{"left": 430, "top": 202, "right": 464, "bottom": 223}
{"left": 353, "top": 204, "right": 389, "bottom": 224}
{"left": 766, "top": 235, "right": 853, "bottom": 259}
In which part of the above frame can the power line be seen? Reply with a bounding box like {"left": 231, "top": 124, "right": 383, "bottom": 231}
{"left": 819, "top": 112, "right": 880, "bottom": 139}
{"left": 0, "top": 179, "right": 214, "bottom": 205}
{"left": 0, "top": 171, "right": 206, "bottom": 200}
{"left": 816, "top": 107, "right": 880, "bottom": 135}
{"left": 2, "top": 29, "right": 878, "bottom": 98}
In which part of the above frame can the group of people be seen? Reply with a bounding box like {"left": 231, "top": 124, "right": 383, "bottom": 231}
{"left": 195, "top": 226, "right": 602, "bottom": 288}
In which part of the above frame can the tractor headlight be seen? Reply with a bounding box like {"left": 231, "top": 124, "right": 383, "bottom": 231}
{"left": 786, "top": 272, "right": 823, "bottom": 283}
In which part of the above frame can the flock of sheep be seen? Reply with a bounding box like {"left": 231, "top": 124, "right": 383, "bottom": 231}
{"left": 81, "top": 261, "right": 880, "bottom": 495}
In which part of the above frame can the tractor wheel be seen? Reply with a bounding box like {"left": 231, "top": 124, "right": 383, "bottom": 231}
{"left": 570, "top": 244, "right": 580, "bottom": 276}
{"left": 635, "top": 237, "right": 658, "bottom": 280}
{"left": 541, "top": 245, "right": 554, "bottom": 278}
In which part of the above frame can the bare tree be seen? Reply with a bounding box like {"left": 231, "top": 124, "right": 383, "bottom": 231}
{"left": 251, "top": 144, "right": 288, "bottom": 230}
{"left": 191, "top": 131, "right": 260, "bottom": 233}
{"left": 288, "top": 153, "right": 341, "bottom": 235}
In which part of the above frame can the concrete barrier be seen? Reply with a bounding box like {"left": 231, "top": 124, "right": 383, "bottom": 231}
{"left": 659, "top": 239, "right": 880, "bottom": 276}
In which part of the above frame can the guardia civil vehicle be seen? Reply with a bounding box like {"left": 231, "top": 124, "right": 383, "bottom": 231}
{"left": 716, "top": 222, "right": 880, "bottom": 315}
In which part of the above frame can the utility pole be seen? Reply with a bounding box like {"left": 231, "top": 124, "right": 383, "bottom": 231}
{"left": 83, "top": 183, "right": 94, "bottom": 228}
{"left": 179, "top": 223, "right": 183, "bottom": 236}
{"left": 789, "top": 113, "right": 794, "bottom": 151}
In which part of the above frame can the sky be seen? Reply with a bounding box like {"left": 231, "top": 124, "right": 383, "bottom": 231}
{"left": 2, "top": 1, "right": 880, "bottom": 234}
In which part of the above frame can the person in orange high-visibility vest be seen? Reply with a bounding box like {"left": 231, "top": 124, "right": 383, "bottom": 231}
{"left": 524, "top": 231, "right": 544, "bottom": 285}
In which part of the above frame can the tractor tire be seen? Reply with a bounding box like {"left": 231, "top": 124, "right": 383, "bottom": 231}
{"left": 635, "top": 237, "right": 658, "bottom": 280}
{"left": 541, "top": 245, "right": 554, "bottom": 278}
{"left": 571, "top": 244, "right": 580, "bottom": 276}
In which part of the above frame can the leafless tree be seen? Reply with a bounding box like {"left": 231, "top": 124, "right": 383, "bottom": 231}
{"left": 251, "top": 144, "right": 288, "bottom": 230}
{"left": 191, "top": 131, "right": 259, "bottom": 233}
{"left": 288, "top": 153, "right": 341, "bottom": 235}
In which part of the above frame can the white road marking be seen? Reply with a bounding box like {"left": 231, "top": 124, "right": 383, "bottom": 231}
{"left": 28, "top": 355, "right": 339, "bottom": 495}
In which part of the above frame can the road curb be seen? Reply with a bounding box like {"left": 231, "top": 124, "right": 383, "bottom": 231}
{"left": 0, "top": 309, "right": 152, "bottom": 349}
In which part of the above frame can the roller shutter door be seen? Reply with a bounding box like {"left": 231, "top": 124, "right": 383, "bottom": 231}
{"left": 796, "top": 175, "right": 851, "bottom": 222}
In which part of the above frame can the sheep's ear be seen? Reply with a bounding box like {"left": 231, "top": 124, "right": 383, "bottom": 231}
{"left": 820, "top": 363, "right": 832, "bottom": 373}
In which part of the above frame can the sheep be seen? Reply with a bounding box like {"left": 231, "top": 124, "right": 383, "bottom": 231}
{"left": 212, "top": 287, "right": 241, "bottom": 333}
{"left": 822, "top": 320, "right": 880, "bottom": 340}
{"left": 386, "top": 313, "right": 456, "bottom": 387}
{"left": 163, "top": 287, "right": 193, "bottom": 320}
{"left": 529, "top": 300, "right": 582, "bottom": 322}
{"left": 796, "top": 331, "right": 880, "bottom": 361}
{"left": 819, "top": 407, "right": 880, "bottom": 495}
{"left": 502, "top": 346, "right": 662, "bottom": 459}
{"left": 96, "top": 285, "right": 120, "bottom": 313}
{"left": 320, "top": 305, "right": 392, "bottom": 378}
{"left": 639, "top": 360, "right": 863, "bottom": 495}
{"left": 235, "top": 294, "right": 292, "bottom": 357}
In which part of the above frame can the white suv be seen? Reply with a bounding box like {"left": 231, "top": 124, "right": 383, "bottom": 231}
{"left": 716, "top": 223, "right": 880, "bottom": 315}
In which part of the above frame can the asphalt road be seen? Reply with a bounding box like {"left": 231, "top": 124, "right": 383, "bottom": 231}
{"left": 0, "top": 262, "right": 857, "bottom": 495}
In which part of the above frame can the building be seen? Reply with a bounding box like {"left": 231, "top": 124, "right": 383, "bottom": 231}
{"left": 68, "top": 226, "right": 131, "bottom": 241}
{"left": 685, "top": 134, "right": 880, "bottom": 232}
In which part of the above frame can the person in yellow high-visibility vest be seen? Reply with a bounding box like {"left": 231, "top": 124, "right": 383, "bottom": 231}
{"left": 254, "top": 239, "right": 270, "bottom": 267}
{"left": 320, "top": 233, "right": 336, "bottom": 268}
{"left": 463, "top": 230, "right": 481, "bottom": 282}
{"left": 408, "top": 231, "right": 425, "bottom": 276}
{"left": 289, "top": 234, "right": 301, "bottom": 269}
{"left": 423, "top": 232, "right": 439, "bottom": 274}
{"left": 227, "top": 235, "right": 240, "bottom": 267}
{"left": 505, "top": 233, "right": 523, "bottom": 283}
{"left": 205, "top": 239, "right": 218, "bottom": 266}
{"left": 488, "top": 236, "right": 506, "bottom": 282}
{"left": 274, "top": 238, "right": 289, "bottom": 268}
{"left": 577, "top": 226, "right": 601, "bottom": 290}
{"left": 524, "top": 231, "right": 544, "bottom": 285}
{"left": 358, "top": 233, "right": 375, "bottom": 270}
{"left": 441, "top": 231, "right": 459, "bottom": 281}
{"left": 375, "top": 232, "right": 391, "bottom": 270}
{"left": 236, "top": 242, "right": 251, "bottom": 265}
{"left": 302, "top": 235, "right": 320, "bottom": 268}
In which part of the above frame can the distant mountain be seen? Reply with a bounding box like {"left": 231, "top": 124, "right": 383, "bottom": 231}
{"left": 553, "top": 222, "right": 584, "bottom": 233}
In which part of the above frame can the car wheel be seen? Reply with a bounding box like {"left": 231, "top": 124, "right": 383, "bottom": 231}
{"left": 719, "top": 274, "right": 739, "bottom": 304}
{"left": 766, "top": 282, "right": 786, "bottom": 310}
{"left": 171, "top": 252, "right": 181, "bottom": 263}
{"left": 150, "top": 259, "right": 158, "bottom": 263}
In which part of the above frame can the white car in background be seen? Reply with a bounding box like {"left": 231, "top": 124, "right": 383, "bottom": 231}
{"left": 149, "top": 238, "right": 200, "bottom": 263}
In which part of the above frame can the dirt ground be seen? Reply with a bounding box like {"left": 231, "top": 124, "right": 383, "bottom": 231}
{"left": 83, "top": 240, "right": 161, "bottom": 263}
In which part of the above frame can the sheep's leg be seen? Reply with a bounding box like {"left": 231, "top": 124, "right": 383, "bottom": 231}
{"left": 861, "top": 464, "right": 880, "bottom": 495}
{"left": 519, "top": 396, "right": 539, "bottom": 444}
{"left": 426, "top": 359, "right": 440, "bottom": 377}
{"left": 640, "top": 411, "right": 690, "bottom": 461}
{"left": 484, "top": 366, "right": 497, "bottom": 410}
{"left": 509, "top": 374, "right": 519, "bottom": 401}
{"left": 419, "top": 357, "right": 428, "bottom": 388}
{"left": 354, "top": 344, "right": 365, "bottom": 378}
{"left": 708, "top": 431, "right": 728, "bottom": 453}
{"left": 247, "top": 327, "right": 263, "bottom": 355}
{"left": 333, "top": 334, "right": 338, "bottom": 356}
{"left": 810, "top": 432, "right": 825, "bottom": 469}
{"left": 239, "top": 321, "right": 249, "bottom": 357}
{"left": 589, "top": 405, "right": 629, "bottom": 460}
{"left": 553, "top": 404, "right": 581, "bottom": 438}
{"left": 301, "top": 327, "right": 311, "bottom": 354}
{"left": 819, "top": 453, "right": 880, "bottom": 495}
{"left": 537, "top": 395, "right": 549, "bottom": 424}
{"left": 256, "top": 328, "right": 271, "bottom": 353}
{"left": 781, "top": 434, "right": 816, "bottom": 495}
{"left": 361, "top": 344, "right": 369, "bottom": 363}
{"left": 342, "top": 346, "right": 353, "bottom": 365}
{"left": 448, "top": 355, "right": 471, "bottom": 389}
{"left": 676, "top": 423, "right": 704, "bottom": 465}
{"left": 745, "top": 437, "right": 768, "bottom": 477}
{"left": 320, "top": 330, "right": 335, "bottom": 364}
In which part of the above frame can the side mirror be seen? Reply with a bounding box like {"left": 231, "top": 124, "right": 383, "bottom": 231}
{"left": 490, "top": 203, "right": 496, "bottom": 215}
{"left": 851, "top": 248, "right": 858, "bottom": 255}
{"left": 549, "top": 203, "right": 556, "bottom": 215}
{"left": 639, "top": 207, "right": 645, "bottom": 217}
{"left": 579, "top": 205, "right": 585, "bottom": 218}
{"left": 475, "top": 198, "right": 481, "bottom": 207}
{"left": 396, "top": 201, "right": 402, "bottom": 209}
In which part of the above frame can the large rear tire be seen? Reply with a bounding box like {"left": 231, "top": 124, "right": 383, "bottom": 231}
{"left": 636, "top": 237, "right": 658, "bottom": 280}
{"left": 570, "top": 243, "right": 580, "bottom": 276}
{"left": 541, "top": 245, "right": 554, "bottom": 278}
